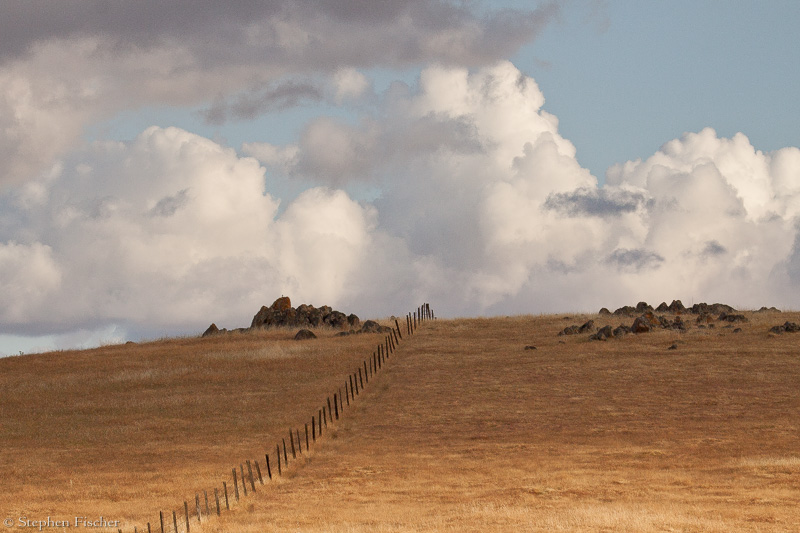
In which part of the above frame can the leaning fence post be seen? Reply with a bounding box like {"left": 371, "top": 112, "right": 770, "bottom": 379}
{"left": 215, "top": 488, "right": 221, "bottom": 516}
{"left": 334, "top": 393, "right": 339, "bottom": 419}
{"left": 359, "top": 367, "right": 364, "bottom": 390}
{"left": 159, "top": 511, "right": 164, "bottom": 533}
{"left": 277, "top": 444, "right": 282, "bottom": 475}
{"left": 240, "top": 464, "right": 248, "bottom": 496}
{"left": 233, "top": 468, "right": 240, "bottom": 501}
{"left": 345, "top": 381, "right": 350, "bottom": 406}
{"left": 305, "top": 423, "right": 310, "bottom": 450}
{"left": 364, "top": 360, "right": 369, "bottom": 383}
{"left": 395, "top": 318, "right": 403, "bottom": 340}
{"left": 349, "top": 375, "right": 355, "bottom": 400}
{"left": 290, "top": 430, "right": 297, "bottom": 458}
{"left": 184, "top": 501, "right": 190, "bottom": 532}
{"left": 247, "top": 460, "right": 256, "bottom": 491}
{"left": 327, "top": 398, "right": 333, "bottom": 422}
{"left": 265, "top": 453, "right": 272, "bottom": 479}
{"left": 255, "top": 460, "right": 264, "bottom": 484}
{"left": 223, "top": 482, "right": 230, "bottom": 510}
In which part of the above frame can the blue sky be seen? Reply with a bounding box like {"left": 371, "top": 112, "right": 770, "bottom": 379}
{"left": 1, "top": 1, "right": 799, "bottom": 356}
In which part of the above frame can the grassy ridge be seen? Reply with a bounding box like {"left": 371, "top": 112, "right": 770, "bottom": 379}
{"left": 3, "top": 311, "right": 800, "bottom": 531}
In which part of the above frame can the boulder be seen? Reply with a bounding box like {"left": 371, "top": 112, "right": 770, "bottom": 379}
{"left": 347, "top": 313, "right": 361, "bottom": 329}
{"left": 635, "top": 301, "right": 653, "bottom": 313}
{"left": 757, "top": 306, "right": 781, "bottom": 313}
{"left": 360, "top": 320, "right": 392, "bottom": 334}
{"left": 578, "top": 319, "right": 595, "bottom": 333}
{"left": 655, "top": 302, "right": 669, "bottom": 312}
{"left": 671, "top": 316, "right": 686, "bottom": 330}
{"left": 691, "top": 302, "right": 735, "bottom": 315}
{"left": 558, "top": 325, "right": 581, "bottom": 336}
{"left": 772, "top": 321, "right": 800, "bottom": 334}
{"left": 631, "top": 316, "right": 652, "bottom": 333}
{"left": 613, "top": 325, "right": 631, "bottom": 337}
{"left": 718, "top": 312, "right": 748, "bottom": 323}
{"left": 294, "top": 329, "right": 317, "bottom": 340}
{"left": 599, "top": 307, "right": 612, "bottom": 316}
{"left": 272, "top": 296, "right": 292, "bottom": 311}
{"left": 589, "top": 325, "right": 614, "bottom": 341}
{"left": 613, "top": 305, "right": 636, "bottom": 316}
{"left": 202, "top": 323, "right": 220, "bottom": 337}
{"left": 668, "top": 300, "right": 686, "bottom": 313}
{"left": 326, "top": 310, "right": 348, "bottom": 329}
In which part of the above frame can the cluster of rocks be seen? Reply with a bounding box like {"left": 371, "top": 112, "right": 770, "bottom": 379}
{"left": 769, "top": 321, "right": 800, "bottom": 334}
{"left": 598, "top": 300, "right": 738, "bottom": 317}
{"left": 559, "top": 300, "right": 756, "bottom": 341}
{"left": 203, "top": 296, "right": 393, "bottom": 339}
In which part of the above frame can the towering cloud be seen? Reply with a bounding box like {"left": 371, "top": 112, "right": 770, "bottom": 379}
{"left": 1, "top": 3, "right": 798, "bottom": 354}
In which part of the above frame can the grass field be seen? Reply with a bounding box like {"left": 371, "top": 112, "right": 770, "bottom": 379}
{"left": 2, "top": 310, "right": 800, "bottom": 532}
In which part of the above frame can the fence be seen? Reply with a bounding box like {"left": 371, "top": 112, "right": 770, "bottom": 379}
{"left": 124, "top": 303, "right": 434, "bottom": 533}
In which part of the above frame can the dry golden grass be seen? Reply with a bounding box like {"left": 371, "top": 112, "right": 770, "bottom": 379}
{"left": 3, "top": 310, "right": 800, "bottom": 532}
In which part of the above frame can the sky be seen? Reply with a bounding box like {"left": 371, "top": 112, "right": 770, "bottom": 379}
{"left": 1, "top": 1, "right": 799, "bottom": 356}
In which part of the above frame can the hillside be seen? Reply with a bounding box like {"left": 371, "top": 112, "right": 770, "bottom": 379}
{"left": 2, "top": 310, "right": 800, "bottom": 532}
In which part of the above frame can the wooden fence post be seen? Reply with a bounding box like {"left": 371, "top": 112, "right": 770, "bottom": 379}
{"left": 172, "top": 511, "right": 177, "bottom": 533}
{"left": 255, "top": 460, "right": 264, "bottom": 484}
{"left": 395, "top": 319, "right": 403, "bottom": 340}
{"left": 184, "top": 501, "right": 190, "bottom": 532}
{"left": 345, "top": 381, "right": 350, "bottom": 406}
{"left": 364, "top": 360, "right": 369, "bottom": 383}
{"left": 276, "top": 445, "right": 282, "bottom": 475}
{"left": 204, "top": 490, "right": 210, "bottom": 515}
{"left": 159, "top": 511, "right": 164, "bottom": 533}
{"left": 196, "top": 492, "right": 202, "bottom": 520}
{"left": 233, "top": 468, "right": 239, "bottom": 501}
{"left": 359, "top": 367, "right": 364, "bottom": 390}
{"left": 354, "top": 372, "right": 359, "bottom": 395}
{"left": 247, "top": 460, "right": 256, "bottom": 491}
{"left": 312, "top": 416, "right": 316, "bottom": 441}
{"left": 223, "top": 482, "right": 230, "bottom": 510}
{"left": 322, "top": 407, "right": 327, "bottom": 428}
{"left": 334, "top": 393, "right": 339, "bottom": 420}
{"left": 265, "top": 453, "right": 272, "bottom": 479}
{"left": 240, "top": 464, "right": 248, "bottom": 496}
{"left": 215, "top": 488, "right": 221, "bottom": 516}
{"left": 320, "top": 408, "right": 325, "bottom": 430}
{"left": 305, "top": 423, "right": 310, "bottom": 450}
{"left": 327, "top": 398, "right": 333, "bottom": 422}
{"left": 296, "top": 429, "right": 302, "bottom": 454}
{"left": 349, "top": 375, "right": 355, "bottom": 400}
{"left": 147, "top": 522, "right": 151, "bottom": 533}
{"left": 290, "top": 430, "right": 297, "bottom": 459}
{"left": 283, "top": 439, "right": 288, "bottom": 464}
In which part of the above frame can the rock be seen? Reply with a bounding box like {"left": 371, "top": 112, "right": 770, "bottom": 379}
{"left": 325, "top": 310, "right": 349, "bottom": 329}
{"left": 635, "top": 301, "right": 653, "bottom": 313}
{"left": 671, "top": 316, "right": 686, "bottom": 330}
{"left": 599, "top": 307, "right": 612, "bottom": 316}
{"left": 772, "top": 321, "right": 800, "bottom": 334}
{"left": 272, "top": 296, "right": 292, "bottom": 311}
{"left": 668, "top": 343, "right": 678, "bottom": 350}
{"left": 696, "top": 313, "right": 714, "bottom": 325}
{"left": 613, "top": 305, "right": 636, "bottom": 316}
{"left": 631, "top": 316, "right": 652, "bottom": 333}
{"left": 294, "top": 329, "right": 317, "bottom": 340}
{"left": 655, "top": 302, "right": 669, "bottom": 312}
{"left": 202, "top": 323, "right": 220, "bottom": 337}
{"left": 360, "top": 320, "right": 392, "bottom": 334}
{"left": 578, "top": 320, "right": 596, "bottom": 333}
{"left": 690, "top": 302, "right": 735, "bottom": 315}
{"left": 613, "top": 325, "right": 631, "bottom": 337}
{"left": 718, "top": 312, "right": 748, "bottom": 323}
{"left": 347, "top": 313, "right": 361, "bottom": 329}
{"left": 558, "top": 325, "right": 581, "bottom": 336}
{"left": 524, "top": 345, "right": 537, "bottom": 350}
{"left": 733, "top": 328, "right": 742, "bottom": 333}
{"left": 757, "top": 306, "right": 781, "bottom": 313}
{"left": 668, "top": 300, "right": 686, "bottom": 313}
{"left": 589, "top": 325, "right": 614, "bottom": 341}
